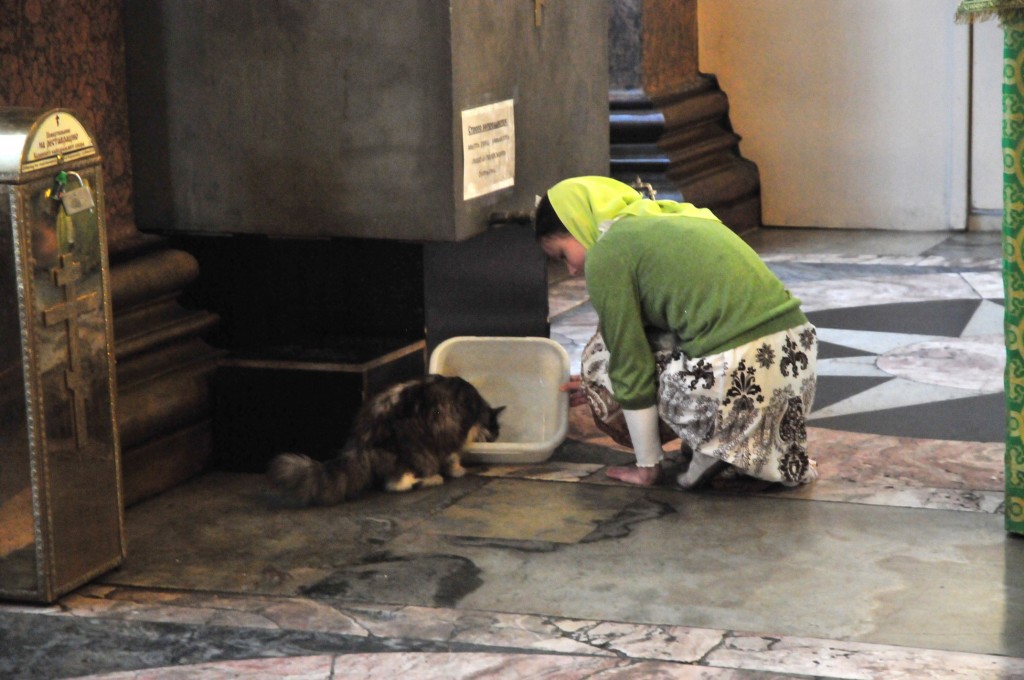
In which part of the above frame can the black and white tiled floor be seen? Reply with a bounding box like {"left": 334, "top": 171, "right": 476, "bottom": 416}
{"left": 2, "top": 228, "right": 1022, "bottom": 679}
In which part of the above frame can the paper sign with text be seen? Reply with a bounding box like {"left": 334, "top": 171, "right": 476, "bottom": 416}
{"left": 462, "top": 99, "right": 515, "bottom": 200}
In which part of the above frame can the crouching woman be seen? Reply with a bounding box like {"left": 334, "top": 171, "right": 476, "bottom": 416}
{"left": 536, "top": 176, "right": 818, "bottom": 489}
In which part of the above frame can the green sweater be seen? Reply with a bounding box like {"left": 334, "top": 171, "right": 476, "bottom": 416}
{"left": 586, "top": 215, "right": 807, "bottom": 409}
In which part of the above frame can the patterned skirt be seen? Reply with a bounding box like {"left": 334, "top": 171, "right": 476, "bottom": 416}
{"left": 580, "top": 323, "right": 819, "bottom": 486}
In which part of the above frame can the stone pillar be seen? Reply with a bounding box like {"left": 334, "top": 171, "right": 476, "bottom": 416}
{"left": 609, "top": 0, "right": 762, "bottom": 231}
{"left": 0, "top": 0, "right": 220, "bottom": 505}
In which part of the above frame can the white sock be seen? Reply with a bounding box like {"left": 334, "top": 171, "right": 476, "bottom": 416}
{"left": 622, "top": 407, "right": 664, "bottom": 468}
{"left": 676, "top": 452, "right": 725, "bottom": 488}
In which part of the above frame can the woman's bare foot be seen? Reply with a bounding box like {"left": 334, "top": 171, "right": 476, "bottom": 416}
{"left": 605, "top": 464, "right": 660, "bottom": 486}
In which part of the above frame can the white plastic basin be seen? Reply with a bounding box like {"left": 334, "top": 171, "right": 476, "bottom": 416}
{"left": 429, "top": 336, "right": 570, "bottom": 464}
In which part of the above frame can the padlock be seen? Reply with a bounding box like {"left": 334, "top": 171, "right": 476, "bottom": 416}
{"left": 60, "top": 171, "right": 96, "bottom": 216}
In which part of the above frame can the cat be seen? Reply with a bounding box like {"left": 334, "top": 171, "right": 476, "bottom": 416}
{"left": 268, "top": 375, "right": 504, "bottom": 505}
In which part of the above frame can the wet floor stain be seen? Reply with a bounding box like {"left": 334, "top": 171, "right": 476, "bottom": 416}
{"left": 301, "top": 552, "right": 483, "bottom": 607}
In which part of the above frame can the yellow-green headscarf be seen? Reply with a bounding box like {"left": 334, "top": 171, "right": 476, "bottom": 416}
{"left": 546, "top": 176, "right": 720, "bottom": 250}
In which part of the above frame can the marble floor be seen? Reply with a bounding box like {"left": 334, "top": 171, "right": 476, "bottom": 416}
{"left": 3, "top": 228, "right": 1024, "bottom": 679}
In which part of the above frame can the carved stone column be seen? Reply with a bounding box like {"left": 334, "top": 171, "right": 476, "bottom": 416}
{"left": 609, "top": 0, "right": 762, "bottom": 231}
{"left": 108, "top": 244, "right": 222, "bottom": 505}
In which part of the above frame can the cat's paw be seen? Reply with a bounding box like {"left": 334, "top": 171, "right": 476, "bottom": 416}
{"left": 445, "top": 453, "right": 466, "bottom": 478}
{"left": 419, "top": 474, "right": 445, "bottom": 487}
{"left": 385, "top": 471, "right": 418, "bottom": 492}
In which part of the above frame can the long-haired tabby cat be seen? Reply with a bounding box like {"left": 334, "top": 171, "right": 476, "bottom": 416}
{"left": 268, "top": 375, "right": 503, "bottom": 505}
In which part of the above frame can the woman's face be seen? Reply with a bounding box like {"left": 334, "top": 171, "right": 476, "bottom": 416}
{"left": 540, "top": 234, "right": 587, "bottom": 277}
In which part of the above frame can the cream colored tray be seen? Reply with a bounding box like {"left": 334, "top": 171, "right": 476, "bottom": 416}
{"left": 429, "top": 336, "right": 570, "bottom": 464}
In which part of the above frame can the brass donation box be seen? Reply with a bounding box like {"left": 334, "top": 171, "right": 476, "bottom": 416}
{"left": 0, "top": 108, "right": 124, "bottom": 602}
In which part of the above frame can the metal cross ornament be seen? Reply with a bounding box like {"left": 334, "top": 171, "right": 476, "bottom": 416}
{"left": 43, "top": 252, "right": 100, "bottom": 450}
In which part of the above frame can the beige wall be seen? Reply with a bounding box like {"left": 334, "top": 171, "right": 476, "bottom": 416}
{"left": 698, "top": 0, "right": 976, "bottom": 231}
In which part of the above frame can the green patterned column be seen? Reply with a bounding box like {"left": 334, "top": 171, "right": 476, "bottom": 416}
{"left": 957, "top": 1, "right": 1024, "bottom": 533}
{"left": 1003, "top": 20, "right": 1024, "bottom": 534}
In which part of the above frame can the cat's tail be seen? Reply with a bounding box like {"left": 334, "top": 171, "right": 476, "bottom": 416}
{"left": 267, "top": 450, "right": 373, "bottom": 505}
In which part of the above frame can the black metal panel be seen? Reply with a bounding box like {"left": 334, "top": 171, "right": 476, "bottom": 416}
{"left": 175, "top": 234, "right": 427, "bottom": 352}
{"left": 423, "top": 223, "right": 549, "bottom": 353}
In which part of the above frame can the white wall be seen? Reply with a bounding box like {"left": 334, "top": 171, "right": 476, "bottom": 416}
{"left": 698, "top": 0, "right": 971, "bottom": 231}
{"left": 970, "top": 19, "right": 1004, "bottom": 230}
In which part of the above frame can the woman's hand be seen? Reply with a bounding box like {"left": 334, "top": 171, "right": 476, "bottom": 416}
{"left": 560, "top": 376, "right": 588, "bottom": 407}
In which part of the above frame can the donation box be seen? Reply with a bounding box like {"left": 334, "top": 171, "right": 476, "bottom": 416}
{"left": 0, "top": 108, "right": 125, "bottom": 602}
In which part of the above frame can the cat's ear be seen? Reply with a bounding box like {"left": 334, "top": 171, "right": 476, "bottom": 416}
{"left": 493, "top": 405, "right": 506, "bottom": 416}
